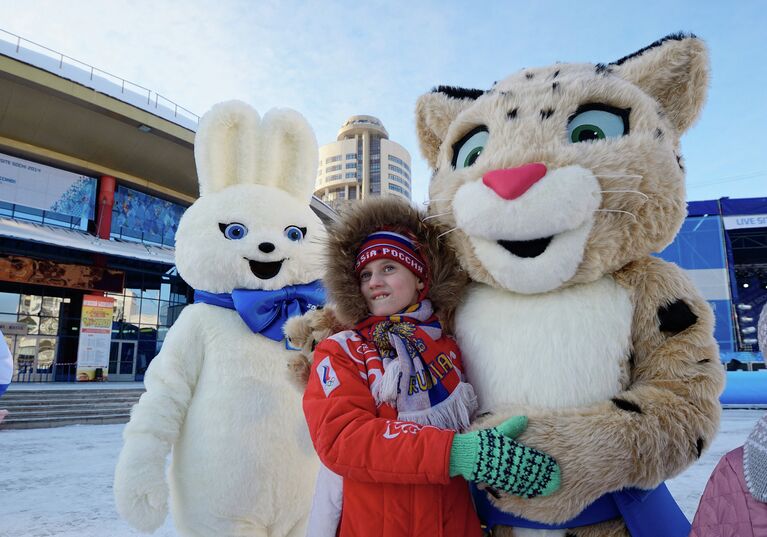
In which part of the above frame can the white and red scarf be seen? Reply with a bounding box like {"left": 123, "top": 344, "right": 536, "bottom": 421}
{"left": 354, "top": 300, "right": 477, "bottom": 432}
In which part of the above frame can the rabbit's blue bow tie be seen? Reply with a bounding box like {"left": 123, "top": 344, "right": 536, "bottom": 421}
{"left": 194, "top": 281, "right": 326, "bottom": 347}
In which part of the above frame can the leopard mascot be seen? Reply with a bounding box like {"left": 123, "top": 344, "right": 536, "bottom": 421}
{"left": 415, "top": 33, "right": 725, "bottom": 537}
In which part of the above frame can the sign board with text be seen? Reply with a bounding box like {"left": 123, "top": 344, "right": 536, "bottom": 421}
{"left": 76, "top": 296, "right": 114, "bottom": 381}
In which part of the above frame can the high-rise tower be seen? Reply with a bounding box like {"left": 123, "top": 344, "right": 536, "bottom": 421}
{"left": 314, "top": 115, "right": 411, "bottom": 210}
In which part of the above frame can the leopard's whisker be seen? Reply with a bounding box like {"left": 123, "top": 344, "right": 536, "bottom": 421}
{"left": 594, "top": 174, "right": 643, "bottom": 179}
{"left": 600, "top": 190, "right": 650, "bottom": 200}
{"left": 596, "top": 209, "right": 637, "bottom": 222}
{"left": 421, "top": 212, "right": 450, "bottom": 222}
{"left": 437, "top": 227, "right": 459, "bottom": 239}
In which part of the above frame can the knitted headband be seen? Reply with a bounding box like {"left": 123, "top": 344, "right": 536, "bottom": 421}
{"left": 355, "top": 230, "right": 429, "bottom": 288}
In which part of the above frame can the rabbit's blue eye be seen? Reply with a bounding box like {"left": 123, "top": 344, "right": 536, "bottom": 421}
{"left": 219, "top": 222, "right": 248, "bottom": 240}
{"left": 284, "top": 226, "right": 306, "bottom": 242}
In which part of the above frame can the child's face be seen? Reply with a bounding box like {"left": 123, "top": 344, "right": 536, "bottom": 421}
{"left": 359, "top": 259, "right": 424, "bottom": 316}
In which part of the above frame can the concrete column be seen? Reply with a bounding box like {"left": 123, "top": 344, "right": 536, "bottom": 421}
{"left": 361, "top": 132, "right": 370, "bottom": 200}
{"left": 96, "top": 175, "right": 116, "bottom": 240}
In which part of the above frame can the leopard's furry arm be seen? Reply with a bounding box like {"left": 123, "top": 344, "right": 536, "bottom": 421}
{"left": 479, "top": 256, "right": 725, "bottom": 523}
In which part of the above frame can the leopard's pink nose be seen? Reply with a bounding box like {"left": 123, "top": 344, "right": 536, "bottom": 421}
{"left": 482, "top": 163, "right": 547, "bottom": 200}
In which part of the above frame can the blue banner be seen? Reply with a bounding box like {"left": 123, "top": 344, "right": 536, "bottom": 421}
{"left": 111, "top": 186, "right": 186, "bottom": 245}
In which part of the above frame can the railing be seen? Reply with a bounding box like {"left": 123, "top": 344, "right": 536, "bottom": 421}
{"left": 13, "top": 361, "right": 76, "bottom": 383}
{"left": 0, "top": 202, "right": 87, "bottom": 231}
{"left": 0, "top": 28, "right": 199, "bottom": 129}
{"left": 110, "top": 226, "right": 176, "bottom": 248}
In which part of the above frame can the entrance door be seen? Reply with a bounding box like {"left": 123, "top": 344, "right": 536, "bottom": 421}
{"left": 108, "top": 340, "right": 138, "bottom": 381}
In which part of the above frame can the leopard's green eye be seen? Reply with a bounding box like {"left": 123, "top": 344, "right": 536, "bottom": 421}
{"left": 570, "top": 123, "right": 606, "bottom": 142}
{"left": 451, "top": 126, "right": 489, "bottom": 169}
{"left": 567, "top": 105, "right": 629, "bottom": 144}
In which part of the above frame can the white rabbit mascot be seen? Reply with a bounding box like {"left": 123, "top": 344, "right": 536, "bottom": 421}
{"left": 114, "top": 101, "right": 325, "bottom": 537}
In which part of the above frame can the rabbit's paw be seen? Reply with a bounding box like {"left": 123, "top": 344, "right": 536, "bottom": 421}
{"left": 114, "top": 437, "right": 170, "bottom": 532}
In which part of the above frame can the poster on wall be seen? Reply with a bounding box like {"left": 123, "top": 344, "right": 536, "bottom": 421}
{"left": 111, "top": 185, "right": 186, "bottom": 245}
{"left": 0, "top": 151, "right": 97, "bottom": 219}
{"left": 76, "top": 295, "right": 114, "bottom": 381}
{"left": 0, "top": 254, "right": 124, "bottom": 293}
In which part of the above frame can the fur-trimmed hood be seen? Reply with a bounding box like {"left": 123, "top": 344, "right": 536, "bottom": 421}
{"left": 324, "top": 197, "right": 468, "bottom": 327}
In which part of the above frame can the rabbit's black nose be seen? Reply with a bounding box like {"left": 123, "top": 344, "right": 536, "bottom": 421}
{"left": 258, "top": 242, "right": 276, "bottom": 253}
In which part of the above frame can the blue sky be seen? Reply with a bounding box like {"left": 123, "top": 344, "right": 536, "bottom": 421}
{"left": 3, "top": 0, "right": 766, "bottom": 205}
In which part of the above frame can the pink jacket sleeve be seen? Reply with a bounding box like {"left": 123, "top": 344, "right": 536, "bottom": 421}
{"left": 690, "top": 447, "right": 767, "bottom": 537}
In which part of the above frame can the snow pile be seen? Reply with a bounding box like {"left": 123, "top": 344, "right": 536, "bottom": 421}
{"left": 0, "top": 410, "right": 764, "bottom": 536}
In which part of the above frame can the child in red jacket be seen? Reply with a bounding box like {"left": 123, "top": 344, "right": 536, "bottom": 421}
{"left": 302, "top": 198, "right": 560, "bottom": 537}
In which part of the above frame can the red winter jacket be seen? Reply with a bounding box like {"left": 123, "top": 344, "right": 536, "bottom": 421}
{"left": 303, "top": 331, "right": 483, "bottom": 537}
{"left": 690, "top": 447, "right": 767, "bottom": 537}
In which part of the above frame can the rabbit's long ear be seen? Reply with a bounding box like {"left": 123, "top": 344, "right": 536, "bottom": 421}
{"left": 258, "top": 108, "right": 318, "bottom": 201}
{"left": 194, "top": 100, "right": 261, "bottom": 196}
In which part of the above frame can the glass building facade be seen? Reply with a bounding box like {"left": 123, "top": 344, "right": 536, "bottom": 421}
{"left": 0, "top": 151, "right": 192, "bottom": 383}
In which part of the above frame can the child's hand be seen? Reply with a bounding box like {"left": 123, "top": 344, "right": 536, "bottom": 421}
{"left": 449, "top": 416, "right": 560, "bottom": 498}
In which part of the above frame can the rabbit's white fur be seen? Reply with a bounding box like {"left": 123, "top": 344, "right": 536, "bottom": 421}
{"left": 114, "top": 100, "right": 324, "bottom": 537}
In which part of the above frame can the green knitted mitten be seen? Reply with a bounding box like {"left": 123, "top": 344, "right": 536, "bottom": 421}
{"left": 449, "top": 416, "right": 560, "bottom": 498}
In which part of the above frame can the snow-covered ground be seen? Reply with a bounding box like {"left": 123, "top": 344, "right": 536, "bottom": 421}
{"left": 0, "top": 409, "right": 763, "bottom": 536}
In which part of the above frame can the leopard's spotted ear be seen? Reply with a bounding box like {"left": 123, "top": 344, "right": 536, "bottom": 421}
{"left": 415, "top": 86, "right": 484, "bottom": 169}
{"left": 611, "top": 33, "right": 709, "bottom": 134}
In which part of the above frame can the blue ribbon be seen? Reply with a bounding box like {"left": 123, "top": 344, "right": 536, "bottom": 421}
{"left": 194, "top": 280, "right": 326, "bottom": 348}
{"left": 471, "top": 482, "right": 690, "bottom": 537}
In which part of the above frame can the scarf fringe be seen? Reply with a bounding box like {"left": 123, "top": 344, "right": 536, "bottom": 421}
{"left": 396, "top": 382, "right": 478, "bottom": 432}
{"left": 374, "top": 358, "right": 402, "bottom": 406}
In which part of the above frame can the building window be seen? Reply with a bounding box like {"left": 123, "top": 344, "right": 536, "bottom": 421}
{"left": 370, "top": 137, "right": 381, "bottom": 159}
{"left": 370, "top": 163, "right": 380, "bottom": 172}
{"left": 345, "top": 153, "right": 356, "bottom": 160}
{"left": 107, "top": 268, "right": 190, "bottom": 376}
{"left": 324, "top": 187, "right": 347, "bottom": 201}
{"left": 388, "top": 174, "right": 409, "bottom": 187}
{"left": 327, "top": 155, "right": 342, "bottom": 163}
{"left": 327, "top": 174, "right": 342, "bottom": 182}
{"left": 388, "top": 164, "right": 405, "bottom": 175}
{"left": 388, "top": 156, "right": 411, "bottom": 173}
{"left": 345, "top": 172, "right": 356, "bottom": 179}
{"left": 345, "top": 162, "right": 356, "bottom": 169}
{"left": 348, "top": 186, "right": 356, "bottom": 200}
{"left": 388, "top": 183, "right": 410, "bottom": 197}
{"left": 325, "top": 164, "right": 342, "bottom": 173}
